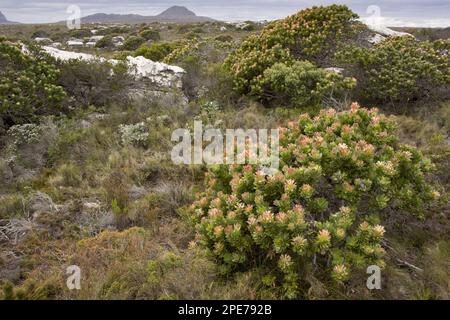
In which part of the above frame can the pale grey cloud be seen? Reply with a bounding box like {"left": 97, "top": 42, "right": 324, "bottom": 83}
{"left": 1, "top": 0, "right": 449, "bottom": 26}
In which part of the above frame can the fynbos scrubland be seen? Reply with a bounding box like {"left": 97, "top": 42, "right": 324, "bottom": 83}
{"left": 0, "top": 4, "right": 449, "bottom": 300}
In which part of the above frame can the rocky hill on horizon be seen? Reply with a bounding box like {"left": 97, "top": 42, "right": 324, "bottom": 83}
{"left": 74, "top": 6, "right": 214, "bottom": 24}
{"left": 0, "top": 11, "right": 19, "bottom": 24}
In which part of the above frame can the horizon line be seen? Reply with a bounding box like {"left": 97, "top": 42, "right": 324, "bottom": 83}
{"left": 2, "top": 6, "right": 450, "bottom": 28}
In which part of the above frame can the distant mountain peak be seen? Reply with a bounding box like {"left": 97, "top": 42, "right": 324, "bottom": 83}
{"left": 75, "top": 6, "right": 213, "bottom": 24}
{"left": 0, "top": 11, "right": 8, "bottom": 22}
{"left": 0, "top": 10, "right": 17, "bottom": 24}
{"left": 157, "top": 6, "right": 197, "bottom": 17}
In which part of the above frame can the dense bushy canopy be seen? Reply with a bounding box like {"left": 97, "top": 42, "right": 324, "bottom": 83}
{"left": 0, "top": 39, "right": 66, "bottom": 126}
{"left": 263, "top": 61, "right": 356, "bottom": 107}
{"left": 337, "top": 36, "right": 450, "bottom": 103}
{"left": 225, "top": 5, "right": 359, "bottom": 100}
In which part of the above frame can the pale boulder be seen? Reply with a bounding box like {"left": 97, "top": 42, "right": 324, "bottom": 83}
{"left": 41, "top": 46, "right": 185, "bottom": 89}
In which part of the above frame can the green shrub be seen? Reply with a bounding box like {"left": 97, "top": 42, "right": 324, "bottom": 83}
{"left": 132, "top": 42, "right": 178, "bottom": 62}
{"left": 31, "top": 30, "right": 49, "bottom": 39}
{"left": 263, "top": 61, "right": 356, "bottom": 107}
{"left": 97, "top": 26, "right": 131, "bottom": 36}
{"left": 118, "top": 122, "right": 149, "bottom": 147}
{"left": 0, "top": 40, "right": 66, "bottom": 126}
{"left": 177, "top": 24, "right": 193, "bottom": 34}
{"left": 139, "top": 29, "right": 161, "bottom": 42}
{"left": 164, "top": 38, "right": 234, "bottom": 65}
{"left": 187, "top": 104, "right": 439, "bottom": 298}
{"left": 337, "top": 37, "right": 450, "bottom": 103}
{"left": 120, "top": 36, "right": 146, "bottom": 51}
{"left": 240, "top": 22, "right": 257, "bottom": 32}
{"left": 185, "top": 32, "right": 201, "bottom": 40}
{"left": 433, "top": 39, "right": 450, "bottom": 52}
{"left": 95, "top": 35, "right": 114, "bottom": 49}
{"left": 224, "top": 5, "right": 359, "bottom": 98}
{"left": 69, "top": 29, "right": 91, "bottom": 39}
{"left": 57, "top": 58, "right": 129, "bottom": 108}
{"left": 154, "top": 39, "right": 234, "bottom": 101}
{"left": 171, "top": 53, "right": 235, "bottom": 102}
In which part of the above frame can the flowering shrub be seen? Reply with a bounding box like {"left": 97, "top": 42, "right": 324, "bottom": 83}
{"left": 224, "top": 5, "right": 359, "bottom": 99}
{"left": 187, "top": 103, "right": 439, "bottom": 298}
{"left": 118, "top": 122, "right": 149, "bottom": 147}
{"left": 263, "top": 61, "right": 356, "bottom": 107}
{"left": 433, "top": 39, "right": 450, "bottom": 53}
{"left": 2, "top": 123, "right": 44, "bottom": 165}
{"left": 0, "top": 39, "right": 66, "bottom": 126}
{"left": 7, "top": 123, "right": 43, "bottom": 145}
{"left": 337, "top": 36, "right": 450, "bottom": 102}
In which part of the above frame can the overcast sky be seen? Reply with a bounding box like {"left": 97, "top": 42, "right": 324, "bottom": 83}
{"left": 1, "top": 0, "right": 450, "bottom": 27}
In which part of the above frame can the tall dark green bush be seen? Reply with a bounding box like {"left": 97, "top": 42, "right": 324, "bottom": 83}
{"left": 263, "top": 61, "right": 356, "bottom": 108}
{"left": 0, "top": 39, "right": 66, "bottom": 126}
{"left": 139, "top": 29, "right": 161, "bottom": 42}
{"left": 120, "top": 36, "right": 146, "bottom": 51}
{"left": 95, "top": 35, "right": 114, "bottom": 49}
{"left": 132, "top": 42, "right": 178, "bottom": 62}
{"left": 57, "top": 59, "right": 130, "bottom": 108}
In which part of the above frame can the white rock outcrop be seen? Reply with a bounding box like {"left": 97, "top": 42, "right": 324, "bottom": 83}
{"left": 366, "top": 24, "right": 413, "bottom": 38}
{"left": 85, "top": 36, "right": 104, "bottom": 47}
{"left": 112, "top": 36, "right": 125, "bottom": 47}
{"left": 234, "top": 22, "right": 250, "bottom": 30}
{"left": 89, "top": 35, "right": 104, "bottom": 43}
{"left": 41, "top": 46, "right": 185, "bottom": 89}
{"left": 364, "top": 24, "right": 414, "bottom": 46}
{"left": 66, "top": 39, "right": 84, "bottom": 47}
{"left": 367, "top": 33, "right": 386, "bottom": 45}
{"left": 43, "top": 46, "right": 103, "bottom": 62}
{"left": 325, "top": 67, "right": 345, "bottom": 74}
{"left": 50, "top": 42, "right": 62, "bottom": 48}
{"left": 126, "top": 56, "right": 185, "bottom": 88}
{"left": 34, "top": 37, "right": 52, "bottom": 43}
